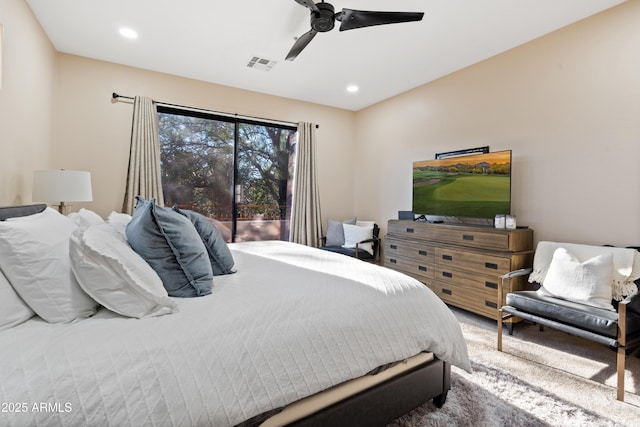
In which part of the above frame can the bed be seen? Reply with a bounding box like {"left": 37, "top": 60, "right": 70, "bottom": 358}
{"left": 0, "top": 204, "right": 470, "bottom": 427}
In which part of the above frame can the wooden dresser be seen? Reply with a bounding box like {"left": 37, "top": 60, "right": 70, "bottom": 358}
{"left": 384, "top": 220, "right": 534, "bottom": 321}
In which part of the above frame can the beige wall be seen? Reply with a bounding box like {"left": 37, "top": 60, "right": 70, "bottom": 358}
{"left": 3, "top": 0, "right": 639, "bottom": 247}
{"left": 0, "top": 0, "right": 56, "bottom": 206}
{"left": 354, "top": 1, "right": 640, "bottom": 247}
{"left": 54, "top": 54, "right": 356, "bottom": 220}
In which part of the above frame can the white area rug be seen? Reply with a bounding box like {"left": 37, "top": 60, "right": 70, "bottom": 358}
{"left": 388, "top": 307, "right": 640, "bottom": 427}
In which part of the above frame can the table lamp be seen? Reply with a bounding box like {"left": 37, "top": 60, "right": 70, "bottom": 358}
{"left": 32, "top": 170, "right": 93, "bottom": 215}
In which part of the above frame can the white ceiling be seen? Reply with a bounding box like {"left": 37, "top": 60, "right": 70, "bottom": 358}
{"left": 26, "top": 0, "right": 624, "bottom": 111}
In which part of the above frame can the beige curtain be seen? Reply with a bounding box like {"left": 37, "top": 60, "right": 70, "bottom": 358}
{"left": 289, "top": 122, "right": 322, "bottom": 247}
{"left": 122, "top": 96, "right": 164, "bottom": 214}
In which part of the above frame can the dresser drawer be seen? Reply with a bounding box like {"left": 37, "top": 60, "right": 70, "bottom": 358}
{"left": 384, "top": 256, "right": 434, "bottom": 280}
{"left": 433, "top": 266, "right": 501, "bottom": 294}
{"left": 434, "top": 227, "right": 509, "bottom": 250}
{"left": 428, "top": 281, "right": 500, "bottom": 319}
{"left": 387, "top": 221, "right": 436, "bottom": 240}
{"left": 385, "top": 239, "right": 435, "bottom": 264}
{"left": 435, "top": 247, "right": 511, "bottom": 274}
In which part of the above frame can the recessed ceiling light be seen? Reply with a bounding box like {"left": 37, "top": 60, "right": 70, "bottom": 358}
{"left": 346, "top": 85, "right": 359, "bottom": 93}
{"left": 119, "top": 27, "right": 138, "bottom": 40}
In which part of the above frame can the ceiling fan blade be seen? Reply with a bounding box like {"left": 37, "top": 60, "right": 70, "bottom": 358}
{"left": 337, "top": 9, "right": 424, "bottom": 31}
{"left": 286, "top": 29, "right": 318, "bottom": 61}
{"left": 294, "top": 0, "right": 319, "bottom": 13}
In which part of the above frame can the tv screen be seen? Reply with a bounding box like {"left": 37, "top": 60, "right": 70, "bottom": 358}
{"left": 412, "top": 150, "right": 512, "bottom": 219}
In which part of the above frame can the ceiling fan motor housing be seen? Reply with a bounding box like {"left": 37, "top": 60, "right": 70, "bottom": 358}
{"left": 311, "top": 2, "right": 336, "bottom": 32}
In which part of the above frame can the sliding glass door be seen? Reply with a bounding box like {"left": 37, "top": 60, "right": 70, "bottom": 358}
{"left": 157, "top": 107, "right": 296, "bottom": 242}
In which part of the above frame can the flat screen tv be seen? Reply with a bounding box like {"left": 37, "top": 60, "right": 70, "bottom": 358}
{"left": 412, "top": 150, "right": 512, "bottom": 220}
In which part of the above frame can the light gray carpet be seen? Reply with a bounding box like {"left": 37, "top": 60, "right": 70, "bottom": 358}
{"left": 388, "top": 307, "right": 640, "bottom": 427}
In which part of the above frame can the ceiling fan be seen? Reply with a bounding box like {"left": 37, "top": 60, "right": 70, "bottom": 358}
{"left": 286, "top": 0, "right": 424, "bottom": 61}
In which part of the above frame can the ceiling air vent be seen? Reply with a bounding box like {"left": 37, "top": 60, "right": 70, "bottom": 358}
{"left": 247, "top": 56, "right": 277, "bottom": 71}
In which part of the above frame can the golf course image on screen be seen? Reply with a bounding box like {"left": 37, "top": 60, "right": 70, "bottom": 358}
{"left": 412, "top": 150, "right": 511, "bottom": 219}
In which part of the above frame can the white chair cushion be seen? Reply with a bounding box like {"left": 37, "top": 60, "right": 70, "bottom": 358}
{"left": 537, "top": 247, "right": 614, "bottom": 310}
{"left": 530, "top": 241, "right": 640, "bottom": 300}
{"left": 325, "top": 217, "right": 357, "bottom": 246}
{"left": 342, "top": 223, "right": 374, "bottom": 256}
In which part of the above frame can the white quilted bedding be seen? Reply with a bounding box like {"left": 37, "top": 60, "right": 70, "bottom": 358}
{"left": 0, "top": 241, "right": 470, "bottom": 427}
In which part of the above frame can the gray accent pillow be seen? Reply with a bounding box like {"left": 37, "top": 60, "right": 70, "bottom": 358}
{"left": 325, "top": 217, "right": 357, "bottom": 246}
{"left": 173, "top": 206, "right": 235, "bottom": 275}
{"left": 126, "top": 197, "right": 213, "bottom": 297}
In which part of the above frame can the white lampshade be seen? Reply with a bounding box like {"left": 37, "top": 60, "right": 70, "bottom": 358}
{"left": 33, "top": 170, "right": 93, "bottom": 213}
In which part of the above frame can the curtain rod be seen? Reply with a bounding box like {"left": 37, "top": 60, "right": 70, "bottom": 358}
{"left": 112, "top": 92, "right": 319, "bottom": 129}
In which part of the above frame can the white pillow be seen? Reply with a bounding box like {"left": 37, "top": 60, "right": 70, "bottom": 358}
{"left": 68, "top": 208, "right": 104, "bottom": 231}
{"left": 342, "top": 223, "right": 374, "bottom": 256}
{"left": 0, "top": 207, "right": 98, "bottom": 322}
{"left": 356, "top": 220, "right": 375, "bottom": 228}
{"left": 107, "top": 211, "right": 132, "bottom": 240}
{"left": 70, "top": 223, "right": 178, "bottom": 318}
{"left": 325, "top": 217, "right": 357, "bottom": 246}
{"left": 0, "top": 270, "right": 35, "bottom": 330}
{"left": 538, "top": 247, "right": 614, "bottom": 310}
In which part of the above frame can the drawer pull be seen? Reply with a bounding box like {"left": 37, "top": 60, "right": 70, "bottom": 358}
{"left": 442, "top": 254, "right": 453, "bottom": 261}
{"left": 418, "top": 266, "right": 427, "bottom": 272}
{"left": 418, "top": 250, "right": 428, "bottom": 256}
{"left": 485, "top": 281, "right": 498, "bottom": 289}
{"left": 485, "top": 262, "right": 498, "bottom": 269}
{"left": 485, "top": 300, "right": 498, "bottom": 309}
{"left": 390, "top": 244, "right": 398, "bottom": 249}
{"left": 442, "top": 288, "right": 452, "bottom": 295}
{"left": 406, "top": 228, "right": 415, "bottom": 233}
{"left": 389, "top": 259, "right": 397, "bottom": 264}
{"left": 463, "top": 234, "right": 474, "bottom": 241}
{"left": 442, "top": 272, "right": 453, "bottom": 278}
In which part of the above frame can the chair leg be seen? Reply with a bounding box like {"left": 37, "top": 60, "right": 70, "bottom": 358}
{"left": 617, "top": 300, "right": 628, "bottom": 401}
{"left": 498, "top": 312, "right": 503, "bottom": 352}
{"left": 617, "top": 345, "right": 625, "bottom": 402}
{"left": 498, "top": 311, "right": 513, "bottom": 351}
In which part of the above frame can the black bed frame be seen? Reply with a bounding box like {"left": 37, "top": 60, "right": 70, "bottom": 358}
{"left": 286, "top": 358, "right": 450, "bottom": 427}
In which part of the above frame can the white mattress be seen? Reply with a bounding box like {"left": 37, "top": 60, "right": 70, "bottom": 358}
{"left": 0, "top": 241, "right": 470, "bottom": 427}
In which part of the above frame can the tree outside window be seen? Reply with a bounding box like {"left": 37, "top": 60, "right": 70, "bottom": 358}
{"left": 158, "top": 108, "right": 297, "bottom": 242}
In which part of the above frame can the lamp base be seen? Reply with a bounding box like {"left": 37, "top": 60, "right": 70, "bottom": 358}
{"left": 55, "top": 202, "right": 69, "bottom": 216}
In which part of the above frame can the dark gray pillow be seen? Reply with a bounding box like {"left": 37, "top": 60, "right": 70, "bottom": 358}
{"left": 126, "top": 197, "right": 213, "bottom": 297}
{"left": 173, "top": 206, "right": 235, "bottom": 276}
{"left": 325, "top": 217, "right": 357, "bottom": 246}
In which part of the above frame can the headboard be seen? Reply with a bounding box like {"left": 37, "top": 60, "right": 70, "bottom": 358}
{"left": 0, "top": 204, "right": 47, "bottom": 221}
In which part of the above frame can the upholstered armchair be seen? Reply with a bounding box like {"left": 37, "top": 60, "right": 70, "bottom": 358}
{"left": 497, "top": 242, "right": 640, "bottom": 401}
{"left": 319, "top": 219, "right": 381, "bottom": 263}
